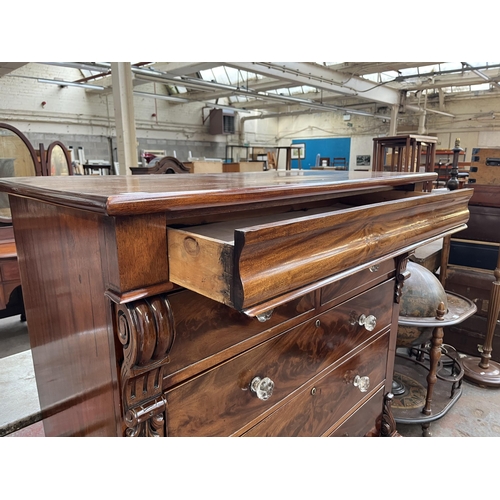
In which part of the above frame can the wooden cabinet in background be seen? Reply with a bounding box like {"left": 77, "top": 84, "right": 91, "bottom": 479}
{"left": 183, "top": 160, "right": 223, "bottom": 173}
{"left": 444, "top": 189, "right": 500, "bottom": 361}
{"left": 469, "top": 147, "right": 500, "bottom": 185}
{"left": 222, "top": 161, "right": 264, "bottom": 173}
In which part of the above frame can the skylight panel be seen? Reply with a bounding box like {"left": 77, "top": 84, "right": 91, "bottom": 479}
{"left": 380, "top": 71, "right": 398, "bottom": 81}
{"left": 175, "top": 85, "right": 188, "bottom": 93}
{"left": 229, "top": 95, "right": 250, "bottom": 103}
{"left": 438, "top": 62, "right": 463, "bottom": 72}
{"left": 398, "top": 68, "right": 418, "bottom": 77}
{"left": 468, "top": 62, "right": 488, "bottom": 68}
{"left": 362, "top": 72, "right": 397, "bottom": 83}
{"left": 452, "top": 85, "right": 471, "bottom": 93}
{"left": 471, "top": 83, "right": 492, "bottom": 91}
{"left": 199, "top": 69, "right": 215, "bottom": 80}
{"left": 361, "top": 73, "right": 379, "bottom": 82}
{"left": 211, "top": 66, "right": 231, "bottom": 85}
{"left": 416, "top": 64, "right": 440, "bottom": 74}
{"left": 292, "top": 85, "right": 317, "bottom": 94}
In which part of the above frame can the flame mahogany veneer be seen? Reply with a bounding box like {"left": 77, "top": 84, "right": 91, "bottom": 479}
{"left": 0, "top": 170, "right": 472, "bottom": 436}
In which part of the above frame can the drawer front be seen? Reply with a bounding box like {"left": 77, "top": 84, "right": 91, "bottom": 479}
{"left": 320, "top": 258, "right": 395, "bottom": 308}
{"left": 165, "top": 280, "right": 394, "bottom": 436}
{"left": 163, "top": 288, "right": 316, "bottom": 386}
{"left": 168, "top": 189, "right": 471, "bottom": 311}
{"left": 243, "top": 330, "right": 389, "bottom": 437}
{"left": 328, "top": 387, "right": 385, "bottom": 437}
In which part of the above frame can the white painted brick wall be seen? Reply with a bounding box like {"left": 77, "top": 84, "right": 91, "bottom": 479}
{"left": 0, "top": 63, "right": 278, "bottom": 145}
{"left": 6, "top": 64, "right": 499, "bottom": 164}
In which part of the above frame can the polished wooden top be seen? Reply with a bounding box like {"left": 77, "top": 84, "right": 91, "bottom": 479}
{"left": 0, "top": 170, "right": 437, "bottom": 216}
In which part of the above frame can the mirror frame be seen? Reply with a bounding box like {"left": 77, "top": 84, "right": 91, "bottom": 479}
{"left": 0, "top": 123, "right": 44, "bottom": 223}
{"left": 0, "top": 122, "right": 43, "bottom": 176}
{"left": 44, "top": 141, "right": 74, "bottom": 176}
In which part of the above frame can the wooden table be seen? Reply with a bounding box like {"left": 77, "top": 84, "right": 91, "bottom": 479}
{"left": 0, "top": 171, "right": 472, "bottom": 436}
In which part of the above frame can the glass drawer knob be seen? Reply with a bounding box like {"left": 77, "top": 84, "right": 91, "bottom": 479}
{"left": 250, "top": 376, "right": 274, "bottom": 401}
{"left": 358, "top": 314, "right": 377, "bottom": 331}
{"left": 256, "top": 309, "right": 274, "bottom": 322}
{"left": 353, "top": 375, "right": 370, "bottom": 393}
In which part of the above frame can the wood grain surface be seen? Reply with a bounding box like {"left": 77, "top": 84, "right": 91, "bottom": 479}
{"left": 165, "top": 279, "right": 394, "bottom": 436}
{"left": 0, "top": 171, "right": 472, "bottom": 437}
{"left": 0, "top": 170, "right": 437, "bottom": 216}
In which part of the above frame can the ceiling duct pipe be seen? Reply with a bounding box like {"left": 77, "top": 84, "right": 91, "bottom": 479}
{"left": 405, "top": 104, "right": 455, "bottom": 118}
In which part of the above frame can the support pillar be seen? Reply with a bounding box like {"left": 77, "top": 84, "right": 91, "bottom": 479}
{"left": 111, "top": 62, "right": 138, "bottom": 175}
{"left": 389, "top": 104, "right": 399, "bottom": 136}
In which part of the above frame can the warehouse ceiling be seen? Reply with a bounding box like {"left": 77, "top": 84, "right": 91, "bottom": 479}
{"left": 3, "top": 62, "right": 500, "bottom": 119}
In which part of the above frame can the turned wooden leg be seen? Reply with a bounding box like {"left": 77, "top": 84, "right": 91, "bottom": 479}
{"left": 439, "top": 235, "right": 451, "bottom": 287}
{"left": 422, "top": 302, "right": 446, "bottom": 416}
{"left": 480, "top": 250, "right": 500, "bottom": 369}
{"left": 462, "top": 247, "right": 500, "bottom": 387}
{"left": 422, "top": 422, "right": 432, "bottom": 437}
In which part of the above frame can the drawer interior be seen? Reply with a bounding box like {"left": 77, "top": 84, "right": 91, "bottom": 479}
{"left": 169, "top": 203, "right": 353, "bottom": 244}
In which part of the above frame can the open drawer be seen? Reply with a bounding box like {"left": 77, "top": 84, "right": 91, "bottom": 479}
{"left": 167, "top": 188, "right": 472, "bottom": 314}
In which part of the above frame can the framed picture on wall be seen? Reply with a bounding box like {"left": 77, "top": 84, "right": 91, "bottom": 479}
{"left": 356, "top": 155, "right": 371, "bottom": 166}
{"left": 291, "top": 144, "right": 305, "bottom": 160}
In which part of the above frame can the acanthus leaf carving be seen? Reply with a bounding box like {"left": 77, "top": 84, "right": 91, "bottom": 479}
{"left": 381, "top": 392, "right": 399, "bottom": 437}
{"left": 115, "top": 294, "right": 175, "bottom": 437}
{"left": 395, "top": 254, "right": 411, "bottom": 304}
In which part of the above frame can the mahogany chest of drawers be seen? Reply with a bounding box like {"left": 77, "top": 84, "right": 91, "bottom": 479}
{"left": 0, "top": 171, "right": 472, "bottom": 437}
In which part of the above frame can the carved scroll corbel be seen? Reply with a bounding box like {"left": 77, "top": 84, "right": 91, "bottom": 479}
{"left": 380, "top": 393, "right": 399, "bottom": 437}
{"left": 115, "top": 294, "right": 176, "bottom": 437}
{"left": 395, "top": 254, "right": 411, "bottom": 304}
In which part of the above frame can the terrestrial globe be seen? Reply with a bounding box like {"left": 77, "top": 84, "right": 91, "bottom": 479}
{"left": 397, "top": 261, "right": 448, "bottom": 348}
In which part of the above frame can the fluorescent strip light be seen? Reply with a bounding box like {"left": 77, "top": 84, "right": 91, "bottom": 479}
{"left": 134, "top": 91, "right": 189, "bottom": 103}
{"left": 37, "top": 78, "right": 104, "bottom": 90}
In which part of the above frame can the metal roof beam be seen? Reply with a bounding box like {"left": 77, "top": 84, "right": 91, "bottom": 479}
{"left": 152, "top": 62, "right": 223, "bottom": 75}
{"left": 0, "top": 62, "right": 28, "bottom": 78}
{"left": 224, "top": 62, "right": 401, "bottom": 105}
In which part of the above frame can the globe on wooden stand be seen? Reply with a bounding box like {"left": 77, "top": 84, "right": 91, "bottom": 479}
{"left": 392, "top": 261, "right": 476, "bottom": 436}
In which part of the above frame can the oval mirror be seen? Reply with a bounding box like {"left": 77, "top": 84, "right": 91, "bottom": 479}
{"left": 0, "top": 124, "right": 39, "bottom": 222}
{"left": 47, "top": 142, "right": 72, "bottom": 176}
